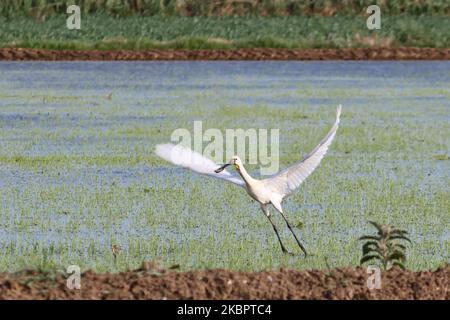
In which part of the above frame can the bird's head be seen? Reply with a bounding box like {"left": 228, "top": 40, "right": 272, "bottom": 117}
{"left": 214, "top": 156, "right": 242, "bottom": 173}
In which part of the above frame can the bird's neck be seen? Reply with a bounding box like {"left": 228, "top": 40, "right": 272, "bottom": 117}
{"left": 237, "top": 164, "right": 254, "bottom": 185}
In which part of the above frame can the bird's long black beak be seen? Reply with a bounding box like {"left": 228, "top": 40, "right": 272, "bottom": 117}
{"left": 214, "top": 163, "right": 230, "bottom": 173}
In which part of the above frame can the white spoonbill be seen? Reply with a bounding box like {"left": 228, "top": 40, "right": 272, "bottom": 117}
{"left": 155, "top": 105, "right": 341, "bottom": 256}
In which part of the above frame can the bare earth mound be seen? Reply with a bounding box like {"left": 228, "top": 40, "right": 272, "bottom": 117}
{"left": 0, "top": 266, "right": 448, "bottom": 299}
{"left": 0, "top": 47, "right": 449, "bottom": 61}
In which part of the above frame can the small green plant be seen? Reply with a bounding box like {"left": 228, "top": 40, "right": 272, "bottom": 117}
{"left": 359, "top": 221, "right": 411, "bottom": 270}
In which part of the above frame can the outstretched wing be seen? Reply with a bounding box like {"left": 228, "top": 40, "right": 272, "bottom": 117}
{"left": 155, "top": 143, "right": 245, "bottom": 187}
{"left": 263, "top": 105, "right": 342, "bottom": 199}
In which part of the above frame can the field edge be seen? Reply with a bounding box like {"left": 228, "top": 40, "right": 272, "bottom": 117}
{"left": 0, "top": 265, "right": 448, "bottom": 299}
{"left": 1, "top": 47, "right": 449, "bottom": 61}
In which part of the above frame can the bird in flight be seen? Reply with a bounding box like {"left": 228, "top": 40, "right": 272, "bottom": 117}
{"left": 155, "top": 105, "right": 342, "bottom": 256}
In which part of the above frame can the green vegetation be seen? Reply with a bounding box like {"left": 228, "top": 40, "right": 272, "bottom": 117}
{"left": 0, "top": 62, "right": 448, "bottom": 273}
{"left": 1, "top": 15, "right": 449, "bottom": 50}
{"left": 1, "top": 0, "right": 448, "bottom": 18}
{"left": 1, "top": 1, "right": 448, "bottom": 50}
{"left": 359, "top": 221, "right": 411, "bottom": 270}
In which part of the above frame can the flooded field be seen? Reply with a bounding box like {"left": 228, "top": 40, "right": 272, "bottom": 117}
{"left": 0, "top": 61, "right": 448, "bottom": 272}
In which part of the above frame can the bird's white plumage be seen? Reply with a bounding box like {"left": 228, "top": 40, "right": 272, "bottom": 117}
{"left": 155, "top": 106, "right": 341, "bottom": 196}
{"left": 263, "top": 104, "right": 341, "bottom": 199}
{"left": 155, "top": 143, "right": 245, "bottom": 186}
{"left": 155, "top": 106, "right": 342, "bottom": 256}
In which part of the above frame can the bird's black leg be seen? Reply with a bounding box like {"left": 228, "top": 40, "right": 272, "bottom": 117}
{"left": 279, "top": 212, "right": 308, "bottom": 257}
{"left": 266, "top": 215, "right": 293, "bottom": 255}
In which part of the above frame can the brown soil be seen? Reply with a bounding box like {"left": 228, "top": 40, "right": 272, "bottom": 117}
{"left": 0, "top": 47, "right": 449, "bottom": 61}
{"left": 0, "top": 265, "right": 448, "bottom": 300}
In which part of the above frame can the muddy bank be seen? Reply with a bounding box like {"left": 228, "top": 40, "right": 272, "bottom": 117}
{"left": 0, "top": 265, "right": 448, "bottom": 300}
{"left": 0, "top": 47, "right": 449, "bottom": 61}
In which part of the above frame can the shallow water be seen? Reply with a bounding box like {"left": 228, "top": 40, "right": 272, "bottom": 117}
{"left": 0, "top": 61, "right": 449, "bottom": 271}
